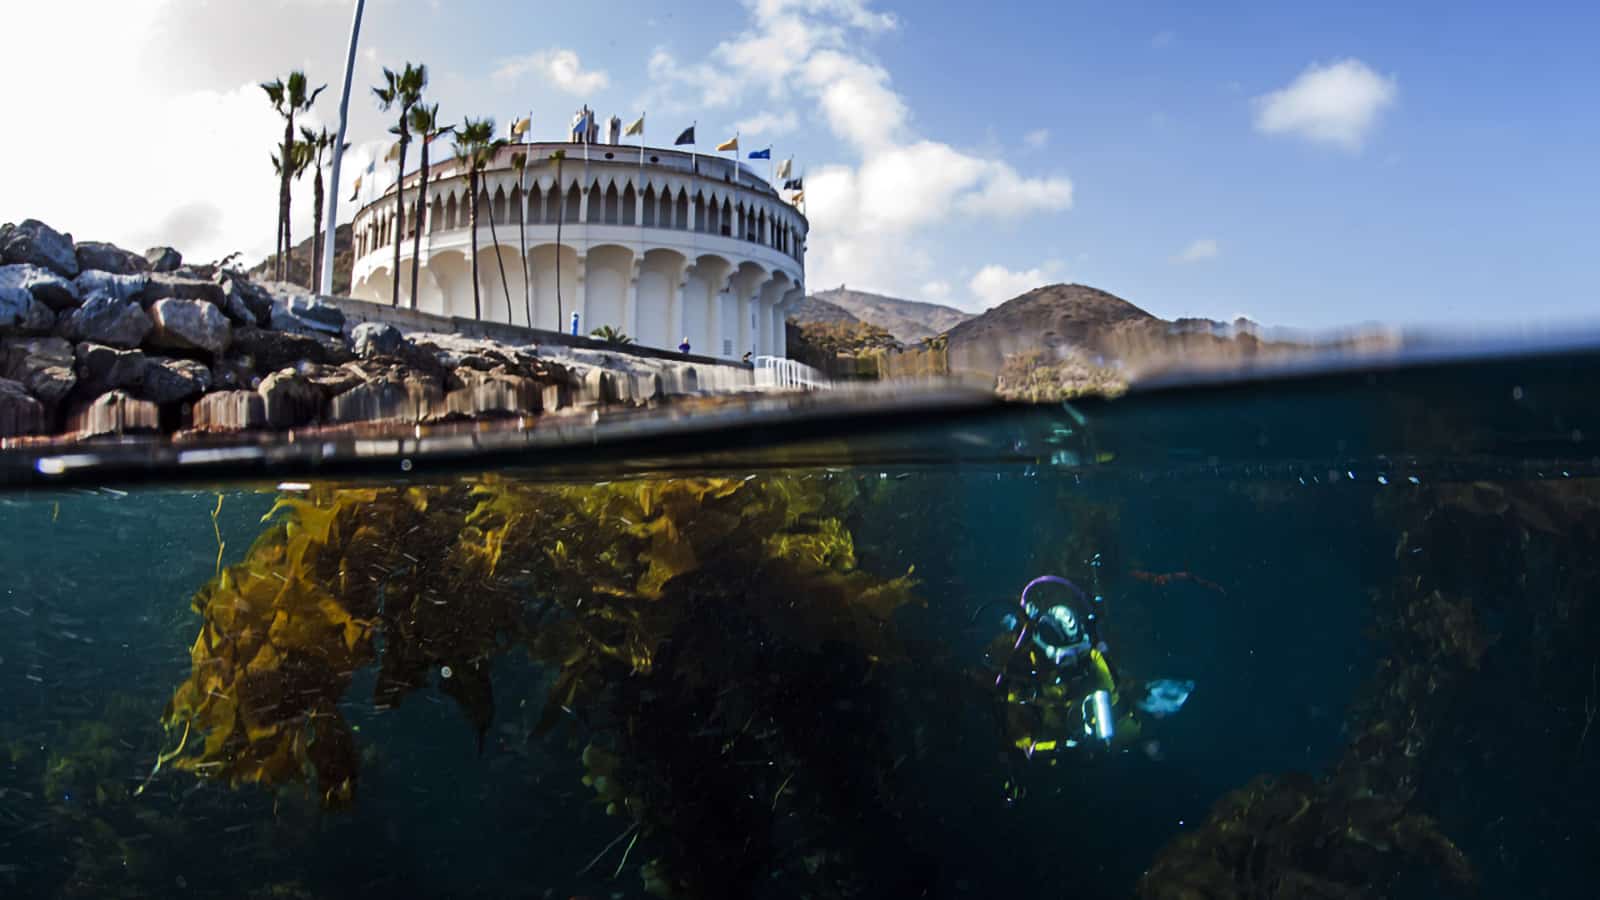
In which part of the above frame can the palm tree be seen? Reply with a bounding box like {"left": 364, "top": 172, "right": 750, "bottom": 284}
{"left": 590, "top": 325, "right": 633, "bottom": 345}
{"left": 299, "top": 126, "right": 340, "bottom": 290}
{"left": 373, "top": 63, "right": 427, "bottom": 306}
{"left": 550, "top": 149, "right": 567, "bottom": 329}
{"left": 481, "top": 142, "right": 514, "bottom": 323}
{"left": 511, "top": 150, "right": 532, "bottom": 327}
{"left": 452, "top": 117, "right": 503, "bottom": 321}
{"left": 270, "top": 139, "right": 313, "bottom": 284}
{"left": 406, "top": 103, "right": 452, "bottom": 310}
{"left": 262, "top": 72, "right": 325, "bottom": 281}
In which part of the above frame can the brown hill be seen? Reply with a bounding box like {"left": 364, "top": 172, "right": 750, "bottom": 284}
{"left": 945, "top": 283, "right": 1160, "bottom": 373}
{"left": 808, "top": 287, "right": 972, "bottom": 344}
{"left": 250, "top": 223, "right": 353, "bottom": 295}
{"left": 786, "top": 294, "right": 865, "bottom": 327}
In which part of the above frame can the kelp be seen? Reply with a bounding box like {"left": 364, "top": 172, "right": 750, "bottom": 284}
{"left": 1138, "top": 491, "right": 1493, "bottom": 899}
{"left": 158, "top": 472, "right": 922, "bottom": 897}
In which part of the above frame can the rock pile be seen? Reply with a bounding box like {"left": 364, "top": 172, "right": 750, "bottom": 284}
{"left": 1, "top": 218, "right": 743, "bottom": 442}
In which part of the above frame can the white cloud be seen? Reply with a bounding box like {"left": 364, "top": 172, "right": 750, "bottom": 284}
{"left": 969, "top": 263, "right": 1060, "bottom": 310}
{"left": 735, "top": 110, "right": 800, "bottom": 137}
{"left": 921, "top": 280, "right": 952, "bottom": 302}
{"left": 493, "top": 49, "right": 609, "bottom": 95}
{"left": 1023, "top": 128, "right": 1050, "bottom": 150}
{"left": 684, "top": 0, "right": 1075, "bottom": 298}
{"left": 1173, "top": 238, "right": 1220, "bottom": 263}
{"left": 1254, "top": 59, "right": 1397, "bottom": 151}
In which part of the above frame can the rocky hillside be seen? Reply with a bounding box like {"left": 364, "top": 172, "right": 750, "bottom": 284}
{"left": 807, "top": 287, "right": 971, "bottom": 344}
{"left": 944, "top": 283, "right": 1160, "bottom": 373}
{"left": 249, "top": 223, "right": 354, "bottom": 296}
{"left": 785, "top": 294, "right": 865, "bottom": 328}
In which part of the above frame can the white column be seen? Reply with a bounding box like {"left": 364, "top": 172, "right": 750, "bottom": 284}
{"left": 573, "top": 251, "right": 588, "bottom": 335}
{"left": 624, "top": 258, "right": 641, "bottom": 340}
{"left": 670, "top": 271, "right": 687, "bottom": 349}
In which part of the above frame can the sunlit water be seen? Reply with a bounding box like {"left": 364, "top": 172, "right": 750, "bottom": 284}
{"left": 2, "top": 348, "right": 1597, "bottom": 899}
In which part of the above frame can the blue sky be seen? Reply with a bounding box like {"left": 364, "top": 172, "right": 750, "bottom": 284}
{"left": 3, "top": 0, "right": 1596, "bottom": 327}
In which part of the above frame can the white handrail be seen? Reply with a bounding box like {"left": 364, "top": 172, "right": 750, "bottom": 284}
{"left": 752, "top": 355, "right": 831, "bottom": 391}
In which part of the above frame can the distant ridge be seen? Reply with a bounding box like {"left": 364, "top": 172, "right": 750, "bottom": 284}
{"left": 944, "top": 283, "right": 1158, "bottom": 372}
{"left": 786, "top": 294, "right": 865, "bottom": 328}
{"left": 806, "top": 287, "right": 972, "bottom": 343}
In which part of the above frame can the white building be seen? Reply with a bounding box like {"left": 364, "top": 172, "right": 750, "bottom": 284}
{"left": 350, "top": 141, "right": 807, "bottom": 359}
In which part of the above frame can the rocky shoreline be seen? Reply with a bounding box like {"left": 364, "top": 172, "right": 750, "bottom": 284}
{"left": 1, "top": 219, "right": 754, "bottom": 445}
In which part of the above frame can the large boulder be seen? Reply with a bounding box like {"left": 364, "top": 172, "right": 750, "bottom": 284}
{"left": 74, "top": 270, "right": 148, "bottom": 304}
{"left": 138, "top": 356, "right": 212, "bottom": 404}
{"left": 271, "top": 294, "right": 345, "bottom": 336}
{"left": 145, "top": 246, "right": 182, "bottom": 272}
{"left": 209, "top": 354, "right": 258, "bottom": 391}
{"left": 192, "top": 390, "right": 267, "bottom": 431}
{"left": 232, "top": 325, "right": 352, "bottom": 370}
{"left": 0, "top": 220, "right": 79, "bottom": 277}
{"left": 0, "top": 283, "right": 55, "bottom": 333}
{"left": 258, "top": 369, "right": 326, "bottom": 428}
{"left": 0, "top": 263, "right": 80, "bottom": 310}
{"left": 0, "top": 377, "right": 47, "bottom": 437}
{"left": 64, "top": 295, "right": 154, "bottom": 349}
{"left": 444, "top": 369, "right": 544, "bottom": 418}
{"left": 1, "top": 336, "right": 77, "bottom": 407}
{"left": 352, "top": 321, "right": 404, "bottom": 358}
{"left": 67, "top": 390, "right": 160, "bottom": 437}
{"left": 219, "top": 275, "right": 273, "bottom": 326}
{"left": 74, "top": 241, "right": 150, "bottom": 276}
{"left": 148, "top": 298, "right": 231, "bottom": 356}
{"left": 75, "top": 343, "right": 147, "bottom": 394}
{"left": 144, "top": 272, "right": 225, "bottom": 307}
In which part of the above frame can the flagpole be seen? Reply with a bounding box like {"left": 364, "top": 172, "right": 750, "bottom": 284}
{"left": 321, "top": 0, "right": 365, "bottom": 296}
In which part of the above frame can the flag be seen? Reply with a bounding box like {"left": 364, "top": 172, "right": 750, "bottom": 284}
{"left": 510, "top": 116, "right": 531, "bottom": 138}
{"left": 716, "top": 135, "right": 739, "bottom": 152}
{"left": 674, "top": 125, "right": 695, "bottom": 146}
{"left": 783, "top": 177, "right": 803, "bottom": 191}
{"left": 383, "top": 140, "right": 401, "bottom": 162}
{"left": 349, "top": 175, "right": 363, "bottom": 202}
{"left": 791, "top": 190, "right": 804, "bottom": 204}
{"left": 776, "top": 158, "right": 792, "bottom": 180}
{"left": 747, "top": 147, "right": 771, "bottom": 160}
{"left": 624, "top": 114, "right": 645, "bottom": 137}
{"left": 571, "top": 110, "right": 591, "bottom": 141}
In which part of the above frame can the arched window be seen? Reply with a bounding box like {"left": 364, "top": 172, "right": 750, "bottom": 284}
{"left": 642, "top": 186, "right": 657, "bottom": 227}
{"left": 493, "top": 186, "right": 508, "bottom": 224}
{"left": 430, "top": 196, "right": 443, "bottom": 234}
{"left": 509, "top": 185, "right": 523, "bottom": 225}
{"left": 721, "top": 199, "right": 733, "bottom": 238}
{"left": 446, "top": 194, "right": 458, "bottom": 230}
{"left": 695, "top": 194, "right": 708, "bottom": 233}
{"left": 621, "top": 185, "right": 637, "bottom": 226}
{"left": 528, "top": 184, "right": 544, "bottom": 223}
{"left": 565, "top": 183, "right": 582, "bottom": 222}
{"left": 604, "top": 183, "right": 620, "bottom": 224}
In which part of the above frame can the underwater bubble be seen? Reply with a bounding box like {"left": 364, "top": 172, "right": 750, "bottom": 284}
{"left": 440, "top": 665, "right": 453, "bottom": 680}
{"left": 400, "top": 458, "right": 414, "bottom": 472}
{"left": 1377, "top": 475, "right": 1389, "bottom": 485}
{"left": 1512, "top": 385, "right": 1525, "bottom": 400}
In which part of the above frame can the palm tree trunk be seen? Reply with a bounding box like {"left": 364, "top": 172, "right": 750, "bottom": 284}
{"left": 487, "top": 192, "right": 512, "bottom": 323}
{"left": 278, "top": 118, "right": 292, "bottom": 281}
{"left": 554, "top": 157, "right": 564, "bottom": 329}
{"left": 517, "top": 169, "right": 530, "bottom": 327}
{"left": 311, "top": 167, "right": 325, "bottom": 293}
{"left": 391, "top": 135, "right": 408, "bottom": 306}
{"left": 410, "top": 139, "right": 429, "bottom": 310}
{"left": 469, "top": 170, "right": 481, "bottom": 321}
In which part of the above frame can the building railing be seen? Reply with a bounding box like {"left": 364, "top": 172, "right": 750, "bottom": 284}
{"left": 752, "top": 356, "right": 831, "bottom": 391}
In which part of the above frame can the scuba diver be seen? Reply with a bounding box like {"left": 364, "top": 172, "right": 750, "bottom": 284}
{"left": 984, "top": 575, "right": 1193, "bottom": 802}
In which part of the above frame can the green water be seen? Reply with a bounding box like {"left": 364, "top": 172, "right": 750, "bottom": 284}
{"left": 1, "top": 348, "right": 1597, "bottom": 899}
